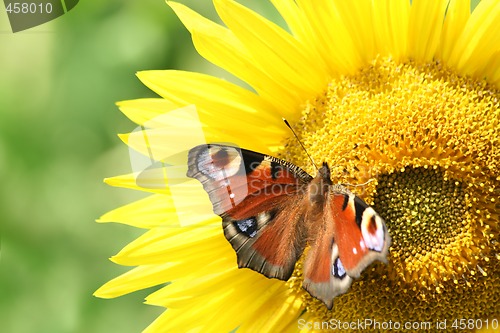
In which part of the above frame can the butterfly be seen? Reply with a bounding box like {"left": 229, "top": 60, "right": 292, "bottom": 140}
{"left": 186, "top": 144, "right": 390, "bottom": 309}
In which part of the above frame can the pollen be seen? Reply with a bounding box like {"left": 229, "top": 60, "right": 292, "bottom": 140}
{"left": 282, "top": 57, "right": 499, "bottom": 323}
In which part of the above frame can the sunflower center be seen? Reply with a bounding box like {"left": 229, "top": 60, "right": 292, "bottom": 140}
{"left": 374, "top": 167, "right": 471, "bottom": 288}
{"left": 281, "top": 57, "right": 499, "bottom": 318}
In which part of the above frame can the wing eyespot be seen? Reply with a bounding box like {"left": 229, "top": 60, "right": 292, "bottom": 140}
{"left": 332, "top": 257, "right": 347, "bottom": 279}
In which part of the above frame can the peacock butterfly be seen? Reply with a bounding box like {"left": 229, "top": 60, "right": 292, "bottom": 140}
{"left": 186, "top": 144, "right": 390, "bottom": 309}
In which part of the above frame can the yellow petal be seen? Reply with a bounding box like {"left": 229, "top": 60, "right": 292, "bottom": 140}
{"left": 119, "top": 112, "right": 284, "bottom": 160}
{"left": 111, "top": 222, "right": 224, "bottom": 266}
{"left": 190, "top": 31, "right": 301, "bottom": 115}
{"left": 269, "top": 0, "right": 330, "bottom": 82}
{"left": 119, "top": 129, "right": 203, "bottom": 167}
{"left": 448, "top": 0, "right": 500, "bottom": 77}
{"left": 269, "top": 0, "right": 308, "bottom": 41}
{"left": 94, "top": 263, "right": 175, "bottom": 298}
{"left": 119, "top": 97, "right": 276, "bottom": 139}
{"left": 149, "top": 268, "right": 246, "bottom": 307}
{"left": 437, "top": 0, "right": 470, "bottom": 62}
{"left": 146, "top": 269, "right": 289, "bottom": 332}
{"left": 167, "top": 1, "right": 228, "bottom": 36}
{"left": 333, "top": 0, "right": 376, "bottom": 63}
{"left": 296, "top": 0, "right": 362, "bottom": 73}
{"left": 135, "top": 71, "right": 287, "bottom": 152}
{"left": 97, "top": 190, "right": 216, "bottom": 230}
{"left": 117, "top": 98, "right": 180, "bottom": 126}
{"left": 408, "top": 0, "right": 448, "bottom": 62}
{"left": 373, "top": 0, "right": 411, "bottom": 61}
{"left": 104, "top": 173, "right": 169, "bottom": 194}
{"left": 238, "top": 290, "right": 303, "bottom": 332}
{"left": 144, "top": 293, "right": 236, "bottom": 333}
{"left": 480, "top": 49, "right": 500, "bottom": 86}
{"left": 143, "top": 309, "right": 202, "bottom": 333}
{"left": 137, "top": 70, "right": 278, "bottom": 124}
{"left": 169, "top": 1, "right": 300, "bottom": 114}
{"left": 195, "top": 279, "right": 286, "bottom": 333}
{"left": 105, "top": 171, "right": 220, "bottom": 227}
{"left": 214, "top": 0, "right": 327, "bottom": 104}
{"left": 97, "top": 234, "right": 233, "bottom": 298}
{"left": 97, "top": 194, "right": 180, "bottom": 228}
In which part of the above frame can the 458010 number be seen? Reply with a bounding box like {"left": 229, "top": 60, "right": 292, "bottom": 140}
{"left": 6, "top": 2, "right": 53, "bottom": 14}
{"left": 452, "top": 318, "right": 498, "bottom": 330}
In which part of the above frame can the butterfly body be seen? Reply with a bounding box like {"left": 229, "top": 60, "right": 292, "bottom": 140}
{"left": 187, "top": 144, "right": 390, "bottom": 309}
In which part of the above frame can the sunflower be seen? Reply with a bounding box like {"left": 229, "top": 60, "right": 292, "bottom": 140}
{"left": 95, "top": 0, "right": 500, "bottom": 332}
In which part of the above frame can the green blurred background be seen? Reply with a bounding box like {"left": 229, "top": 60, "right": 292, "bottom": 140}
{"left": 0, "top": 1, "right": 481, "bottom": 332}
{"left": 0, "top": 1, "right": 280, "bottom": 332}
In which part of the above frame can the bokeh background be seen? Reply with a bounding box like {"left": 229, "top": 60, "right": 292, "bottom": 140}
{"left": 0, "top": 1, "right": 482, "bottom": 332}
{"left": 0, "top": 1, "right": 282, "bottom": 332}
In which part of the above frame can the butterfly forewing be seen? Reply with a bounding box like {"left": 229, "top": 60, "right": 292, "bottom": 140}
{"left": 187, "top": 144, "right": 312, "bottom": 280}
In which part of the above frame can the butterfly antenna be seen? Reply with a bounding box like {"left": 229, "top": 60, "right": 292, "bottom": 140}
{"left": 283, "top": 118, "right": 319, "bottom": 170}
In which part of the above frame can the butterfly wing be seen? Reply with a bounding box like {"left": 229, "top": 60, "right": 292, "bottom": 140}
{"left": 302, "top": 185, "right": 389, "bottom": 309}
{"left": 329, "top": 187, "right": 390, "bottom": 278}
{"left": 187, "top": 144, "right": 313, "bottom": 280}
{"left": 303, "top": 236, "right": 353, "bottom": 310}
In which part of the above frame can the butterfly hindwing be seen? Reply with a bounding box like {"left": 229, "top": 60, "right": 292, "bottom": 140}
{"left": 223, "top": 200, "right": 308, "bottom": 280}
{"left": 187, "top": 144, "right": 312, "bottom": 280}
{"left": 303, "top": 238, "right": 353, "bottom": 310}
{"left": 302, "top": 187, "right": 389, "bottom": 308}
{"left": 329, "top": 189, "right": 390, "bottom": 277}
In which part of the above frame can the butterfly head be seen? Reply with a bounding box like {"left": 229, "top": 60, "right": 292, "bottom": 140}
{"left": 309, "top": 162, "right": 333, "bottom": 204}
{"left": 318, "top": 162, "right": 332, "bottom": 183}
